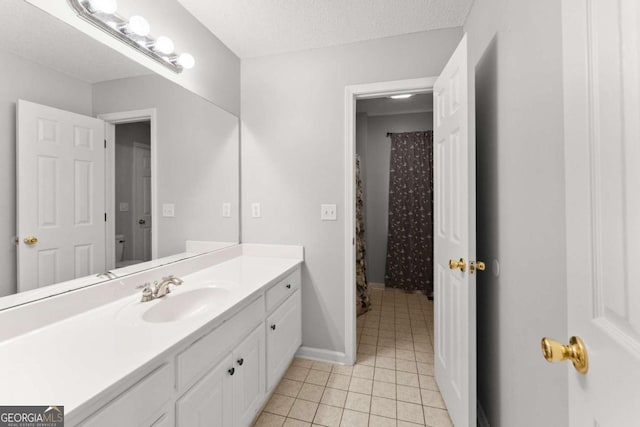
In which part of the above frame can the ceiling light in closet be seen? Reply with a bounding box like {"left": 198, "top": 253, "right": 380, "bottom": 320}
{"left": 390, "top": 94, "right": 414, "bottom": 99}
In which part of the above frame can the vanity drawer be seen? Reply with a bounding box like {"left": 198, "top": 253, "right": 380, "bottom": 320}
{"left": 266, "top": 269, "right": 301, "bottom": 313}
{"left": 79, "top": 363, "right": 172, "bottom": 427}
{"left": 177, "top": 296, "right": 264, "bottom": 392}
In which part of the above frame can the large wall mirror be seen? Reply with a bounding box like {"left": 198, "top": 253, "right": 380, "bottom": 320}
{"left": 1, "top": 0, "right": 239, "bottom": 307}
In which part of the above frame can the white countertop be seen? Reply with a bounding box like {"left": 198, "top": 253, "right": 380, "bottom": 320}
{"left": 0, "top": 253, "right": 301, "bottom": 417}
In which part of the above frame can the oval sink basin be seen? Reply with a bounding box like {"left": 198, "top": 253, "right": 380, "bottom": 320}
{"left": 142, "top": 287, "right": 231, "bottom": 323}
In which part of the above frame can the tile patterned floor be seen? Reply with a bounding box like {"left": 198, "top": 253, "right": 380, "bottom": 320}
{"left": 253, "top": 288, "right": 453, "bottom": 427}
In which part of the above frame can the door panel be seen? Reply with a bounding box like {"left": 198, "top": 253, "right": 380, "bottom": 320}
{"left": 17, "top": 100, "right": 105, "bottom": 291}
{"left": 266, "top": 290, "right": 302, "bottom": 391}
{"left": 132, "top": 143, "right": 151, "bottom": 262}
{"left": 233, "top": 325, "right": 266, "bottom": 427}
{"left": 433, "top": 34, "right": 476, "bottom": 426}
{"left": 563, "top": 0, "right": 640, "bottom": 424}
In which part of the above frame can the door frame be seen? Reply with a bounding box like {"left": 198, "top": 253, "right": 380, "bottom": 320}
{"left": 132, "top": 142, "right": 152, "bottom": 262}
{"left": 343, "top": 77, "right": 437, "bottom": 364}
{"left": 98, "top": 109, "right": 158, "bottom": 269}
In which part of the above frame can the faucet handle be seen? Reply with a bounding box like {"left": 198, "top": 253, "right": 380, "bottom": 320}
{"left": 140, "top": 283, "right": 154, "bottom": 302}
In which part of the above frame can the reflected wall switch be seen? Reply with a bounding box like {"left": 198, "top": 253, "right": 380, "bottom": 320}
{"left": 251, "top": 203, "right": 261, "bottom": 218}
{"left": 162, "top": 203, "right": 175, "bottom": 217}
{"left": 222, "top": 203, "right": 231, "bottom": 218}
{"left": 119, "top": 202, "right": 129, "bottom": 212}
{"left": 321, "top": 204, "right": 337, "bottom": 221}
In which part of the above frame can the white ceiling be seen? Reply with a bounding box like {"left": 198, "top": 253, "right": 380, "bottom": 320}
{"left": 2, "top": 0, "right": 151, "bottom": 84}
{"left": 177, "top": 0, "right": 473, "bottom": 58}
{"left": 357, "top": 93, "right": 433, "bottom": 116}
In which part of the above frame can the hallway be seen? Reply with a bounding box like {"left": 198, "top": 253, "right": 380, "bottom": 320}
{"left": 254, "top": 288, "right": 452, "bottom": 426}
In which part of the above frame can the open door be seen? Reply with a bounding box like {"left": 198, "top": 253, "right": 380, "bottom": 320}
{"left": 433, "top": 34, "right": 476, "bottom": 426}
{"left": 17, "top": 100, "right": 106, "bottom": 291}
{"left": 560, "top": 0, "right": 640, "bottom": 424}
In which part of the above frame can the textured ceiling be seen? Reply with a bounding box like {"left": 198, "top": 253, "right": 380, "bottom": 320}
{"left": 2, "top": 0, "right": 150, "bottom": 84}
{"left": 357, "top": 93, "right": 433, "bottom": 116}
{"left": 177, "top": 0, "right": 473, "bottom": 58}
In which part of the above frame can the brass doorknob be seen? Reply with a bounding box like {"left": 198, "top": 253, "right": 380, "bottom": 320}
{"left": 449, "top": 258, "right": 466, "bottom": 272}
{"left": 470, "top": 261, "right": 486, "bottom": 274}
{"left": 23, "top": 236, "right": 38, "bottom": 245}
{"left": 541, "top": 336, "right": 589, "bottom": 374}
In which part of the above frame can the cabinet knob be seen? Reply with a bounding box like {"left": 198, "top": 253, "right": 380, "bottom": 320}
{"left": 270, "top": 324, "right": 276, "bottom": 330}
{"left": 228, "top": 367, "right": 235, "bottom": 376}
{"left": 286, "top": 283, "right": 291, "bottom": 289}
{"left": 237, "top": 358, "right": 244, "bottom": 366}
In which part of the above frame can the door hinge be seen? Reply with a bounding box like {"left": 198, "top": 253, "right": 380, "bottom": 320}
{"left": 104, "top": 212, "right": 107, "bottom": 222}
{"left": 104, "top": 139, "right": 107, "bottom": 149}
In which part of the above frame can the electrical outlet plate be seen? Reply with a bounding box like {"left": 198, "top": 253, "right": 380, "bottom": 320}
{"left": 321, "top": 204, "right": 337, "bottom": 221}
{"left": 222, "top": 203, "right": 231, "bottom": 218}
{"left": 162, "top": 203, "right": 175, "bottom": 217}
{"left": 251, "top": 202, "right": 261, "bottom": 218}
{"left": 119, "top": 202, "right": 129, "bottom": 212}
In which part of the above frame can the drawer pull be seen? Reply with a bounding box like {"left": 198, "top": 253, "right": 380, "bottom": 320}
{"left": 286, "top": 283, "right": 291, "bottom": 289}
{"left": 237, "top": 358, "right": 244, "bottom": 366}
{"left": 270, "top": 324, "right": 276, "bottom": 330}
{"left": 228, "top": 367, "right": 235, "bottom": 376}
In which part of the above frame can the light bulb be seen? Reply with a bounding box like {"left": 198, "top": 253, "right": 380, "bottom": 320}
{"left": 154, "top": 36, "right": 174, "bottom": 54}
{"left": 390, "top": 94, "right": 413, "bottom": 99}
{"left": 127, "top": 15, "right": 150, "bottom": 37}
{"left": 177, "top": 53, "right": 195, "bottom": 69}
{"left": 88, "top": 0, "right": 117, "bottom": 14}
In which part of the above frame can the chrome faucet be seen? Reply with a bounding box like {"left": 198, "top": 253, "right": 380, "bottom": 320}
{"left": 153, "top": 275, "right": 184, "bottom": 298}
{"left": 139, "top": 275, "right": 184, "bottom": 302}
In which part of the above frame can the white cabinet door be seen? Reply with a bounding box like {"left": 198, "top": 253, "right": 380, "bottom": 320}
{"left": 177, "top": 354, "right": 234, "bottom": 427}
{"left": 17, "top": 99, "right": 106, "bottom": 291}
{"left": 433, "top": 34, "right": 476, "bottom": 427}
{"left": 266, "top": 289, "right": 302, "bottom": 391}
{"left": 562, "top": 0, "right": 640, "bottom": 424}
{"left": 233, "top": 325, "right": 266, "bottom": 427}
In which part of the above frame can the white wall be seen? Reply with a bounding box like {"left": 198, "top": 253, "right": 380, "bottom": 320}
{"left": 241, "top": 29, "right": 463, "bottom": 356}
{"left": 358, "top": 112, "right": 433, "bottom": 283}
{"left": 93, "top": 74, "right": 240, "bottom": 257}
{"left": 0, "top": 50, "right": 93, "bottom": 297}
{"left": 465, "top": 0, "right": 568, "bottom": 425}
{"left": 25, "top": 0, "right": 240, "bottom": 115}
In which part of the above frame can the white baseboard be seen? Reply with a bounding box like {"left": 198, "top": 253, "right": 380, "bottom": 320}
{"left": 369, "top": 282, "right": 385, "bottom": 290}
{"left": 477, "top": 401, "right": 490, "bottom": 427}
{"left": 295, "top": 346, "right": 349, "bottom": 365}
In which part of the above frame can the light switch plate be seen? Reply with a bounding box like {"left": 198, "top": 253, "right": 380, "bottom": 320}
{"left": 119, "top": 202, "right": 129, "bottom": 212}
{"left": 162, "top": 203, "right": 175, "bottom": 217}
{"left": 222, "top": 203, "right": 231, "bottom": 218}
{"left": 251, "top": 203, "right": 261, "bottom": 218}
{"left": 321, "top": 204, "right": 337, "bottom": 221}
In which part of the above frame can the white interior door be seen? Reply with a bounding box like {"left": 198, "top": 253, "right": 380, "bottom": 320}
{"left": 433, "top": 34, "right": 476, "bottom": 426}
{"left": 562, "top": 0, "right": 640, "bottom": 424}
{"left": 17, "top": 100, "right": 106, "bottom": 291}
{"left": 132, "top": 142, "right": 151, "bottom": 262}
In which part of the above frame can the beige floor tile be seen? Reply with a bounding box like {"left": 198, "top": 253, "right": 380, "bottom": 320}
{"left": 397, "top": 401, "right": 425, "bottom": 425}
{"left": 320, "top": 388, "right": 347, "bottom": 408}
{"left": 417, "top": 363, "right": 434, "bottom": 376}
{"left": 396, "top": 340, "right": 415, "bottom": 351}
{"left": 414, "top": 343, "right": 432, "bottom": 353}
{"left": 298, "top": 383, "right": 325, "bottom": 402}
{"left": 397, "top": 420, "right": 424, "bottom": 427}
{"left": 377, "top": 346, "right": 396, "bottom": 359}
{"left": 344, "top": 392, "right": 371, "bottom": 413}
{"left": 423, "top": 406, "right": 453, "bottom": 427}
{"left": 376, "top": 357, "right": 396, "bottom": 370}
{"left": 292, "top": 358, "right": 314, "bottom": 369}
{"left": 265, "top": 394, "right": 296, "bottom": 416}
{"left": 355, "top": 353, "right": 376, "bottom": 366}
{"left": 370, "top": 396, "right": 397, "bottom": 419}
{"left": 396, "top": 371, "right": 420, "bottom": 387}
{"left": 340, "top": 409, "right": 369, "bottom": 427}
{"left": 305, "top": 370, "right": 330, "bottom": 386}
{"left": 255, "top": 412, "right": 286, "bottom": 427}
{"left": 312, "top": 361, "right": 334, "bottom": 373}
{"left": 289, "top": 399, "right": 319, "bottom": 422}
{"left": 276, "top": 379, "right": 304, "bottom": 398}
{"left": 283, "top": 419, "right": 311, "bottom": 427}
{"left": 332, "top": 365, "right": 354, "bottom": 376}
{"left": 286, "top": 366, "right": 311, "bottom": 382}
{"left": 352, "top": 364, "right": 374, "bottom": 380}
{"left": 313, "top": 404, "right": 343, "bottom": 427}
{"left": 397, "top": 385, "right": 422, "bottom": 405}
{"left": 378, "top": 337, "right": 396, "bottom": 348}
{"left": 395, "top": 349, "right": 416, "bottom": 361}
{"left": 419, "top": 377, "right": 439, "bottom": 392}
{"left": 358, "top": 344, "right": 377, "bottom": 356}
{"left": 420, "top": 390, "right": 446, "bottom": 409}
{"left": 348, "top": 377, "right": 373, "bottom": 395}
{"left": 373, "top": 380, "right": 397, "bottom": 399}
{"left": 414, "top": 352, "right": 434, "bottom": 364}
{"left": 374, "top": 367, "right": 396, "bottom": 384}
{"left": 326, "top": 373, "right": 351, "bottom": 391}
{"left": 396, "top": 359, "right": 418, "bottom": 373}
{"left": 378, "top": 329, "right": 396, "bottom": 338}
{"left": 369, "top": 414, "right": 398, "bottom": 427}
{"left": 360, "top": 334, "right": 378, "bottom": 345}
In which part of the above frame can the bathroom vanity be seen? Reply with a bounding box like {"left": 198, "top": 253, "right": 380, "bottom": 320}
{"left": 0, "top": 244, "right": 303, "bottom": 426}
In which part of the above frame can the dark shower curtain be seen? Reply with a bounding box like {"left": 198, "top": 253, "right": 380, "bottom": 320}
{"left": 384, "top": 131, "right": 434, "bottom": 294}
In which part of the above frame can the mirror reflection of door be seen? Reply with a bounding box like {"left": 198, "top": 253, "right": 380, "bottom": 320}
{"left": 114, "top": 123, "right": 151, "bottom": 268}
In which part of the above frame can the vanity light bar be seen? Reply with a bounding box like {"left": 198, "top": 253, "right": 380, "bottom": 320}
{"left": 67, "top": 0, "right": 194, "bottom": 73}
